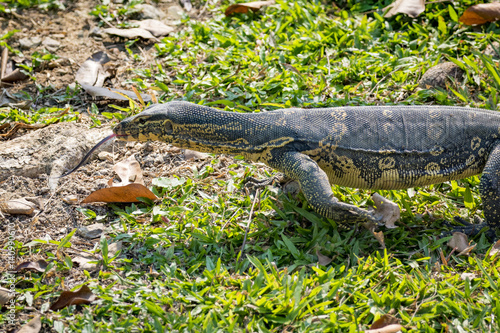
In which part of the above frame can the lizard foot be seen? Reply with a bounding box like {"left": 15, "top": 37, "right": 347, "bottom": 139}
{"left": 443, "top": 216, "right": 495, "bottom": 240}
{"left": 244, "top": 173, "right": 288, "bottom": 190}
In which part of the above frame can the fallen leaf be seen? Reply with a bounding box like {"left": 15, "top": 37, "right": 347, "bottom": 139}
{"left": 72, "top": 255, "right": 99, "bottom": 271}
{"left": 384, "top": 0, "right": 425, "bottom": 18}
{"left": 371, "top": 193, "right": 400, "bottom": 228}
{"left": 489, "top": 239, "right": 500, "bottom": 257}
{"left": 366, "top": 314, "right": 402, "bottom": 333}
{"left": 373, "top": 230, "right": 386, "bottom": 249}
{"left": 0, "top": 286, "right": 15, "bottom": 306}
{"left": 14, "top": 259, "right": 48, "bottom": 273}
{"left": 315, "top": 249, "right": 332, "bottom": 266}
{"left": 0, "top": 198, "right": 36, "bottom": 215}
{"left": 17, "top": 315, "right": 41, "bottom": 333}
{"left": 225, "top": 0, "right": 275, "bottom": 16}
{"left": 75, "top": 51, "right": 111, "bottom": 87}
{"left": 1, "top": 68, "right": 28, "bottom": 83}
{"left": 184, "top": 149, "right": 209, "bottom": 161}
{"left": 81, "top": 183, "right": 158, "bottom": 203}
{"left": 447, "top": 232, "right": 469, "bottom": 253}
{"left": 113, "top": 155, "right": 144, "bottom": 186}
{"left": 103, "top": 27, "right": 158, "bottom": 41}
{"left": 459, "top": 3, "right": 500, "bottom": 25}
{"left": 80, "top": 84, "right": 152, "bottom": 102}
{"left": 133, "top": 19, "right": 174, "bottom": 37}
{"left": 50, "top": 285, "right": 96, "bottom": 311}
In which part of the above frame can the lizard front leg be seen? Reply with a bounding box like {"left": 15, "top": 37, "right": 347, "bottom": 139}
{"left": 267, "top": 149, "right": 380, "bottom": 223}
{"left": 479, "top": 144, "right": 500, "bottom": 238}
{"left": 450, "top": 144, "right": 500, "bottom": 239}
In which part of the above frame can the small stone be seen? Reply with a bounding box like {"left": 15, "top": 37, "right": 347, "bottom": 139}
{"left": 137, "top": 4, "right": 167, "bottom": 20}
{"left": 167, "top": 5, "right": 185, "bottom": 20}
{"left": 62, "top": 195, "right": 79, "bottom": 205}
{"left": 89, "top": 27, "right": 103, "bottom": 38}
{"left": 98, "top": 151, "right": 114, "bottom": 162}
{"left": 42, "top": 37, "right": 61, "bottom": 52}
{"left": 18, "top": 36, "right": 42, "bottom": 49}
{"left": 77, "top": 223, "right": 105, "bottom": 239}
{"left": 419, "top": 62, "right": 464, "bottom": 89}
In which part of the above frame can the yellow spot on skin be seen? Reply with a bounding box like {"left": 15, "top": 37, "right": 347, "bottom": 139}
{"left": 378, "top": 157, "right": 395, "bottom": 170}
{"left": 382, "top": 109, "right": 393, "bottom": 117}
{"left": 471, "top": 137, "right": 481, "bottom": 150}
{"left": 430, "top": 147, "right": 444, "bottom": 156}
{"left": 331, "top": 110, "right": 347, "bottom": 121}
{"left": 478, "top": 148, "right": 486, "bottom": 157}
{"left": 425, "top": 162, "right": 441, "bottom": 176}
{"left": 382, "top": 123, "right": 394, "bottom": 135}
{"left": 466, "top": 155, "right": 475, "bottom": 166}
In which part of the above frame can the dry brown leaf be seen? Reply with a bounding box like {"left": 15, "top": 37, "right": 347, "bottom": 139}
{"left": 489, "top": 239, "right": 500, "bottom": 257}
{"left": 0, "top": 286, "right": 15, "bottom": 306}
{"left": 14, "top": 259, "right": 48, "bottom": 273}
{"left": 133, "top": 19, "right": 174, "bottom": 37}
{"left": 184, "top": 149, "right": 209, "bottom": 161}
{"left": 371, "top": 193, "right": 400, "bottom": 228}
{"left": 17, "top": 315, "right": 41, "bottom": 333}
{"left": 459, "top": 3, "right": 500, "bottom": 25}
{"left": 225, "top": 0, "right": 274, "bottom": 16}
{"left": 113, "top": 155, "right": 144, "bottom": 186}
{"left": 373, "top": 231, "right": 386, "bottom": 249}
{"left": 75, "top": 51, "right": 111, "bottom": 87}
{"left": 72, "top": 255, "right": 99, "bottom": 271}
{"left": 0, "top": 198, "right": 36, "bottom": 215}
{"left": 103, "top": 27, "right": 158, "bottom": 40}
{"left": 1, "top": 68, "right": 28, "bottom": 83}
{"left": 315, "top": 249, "right": 332, "bottom": 266}
{"left": 81, "top": 183, "right": 158, "bottom": 203}
{"left": 447, "top": 232, "right": 470, "bottom": 253}
{"left": 384, "top": 0, "right": 425, "bottom": 18}
{"left": 50, "top": 285, "right": 96, "bottom": 311}
{"left": 367, "top": 314, "right": 402, "bottom": 333}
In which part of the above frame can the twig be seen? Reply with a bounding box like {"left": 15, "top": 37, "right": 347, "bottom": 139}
{"left": 238, "top": 189, "right": 260, "bottom": 262}
{"left": 99, "top": 13, "right": 117, "bottom": 29}
{"left": 1, "top": 47, "right": 8, "bottom": 79}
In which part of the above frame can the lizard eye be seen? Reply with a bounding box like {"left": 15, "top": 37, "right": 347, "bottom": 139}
{"left": 137, "top": 117, "right": 147, "bottom": 125}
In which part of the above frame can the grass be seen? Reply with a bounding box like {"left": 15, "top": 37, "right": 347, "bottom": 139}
{"left": 2, "top": 0, "right": 500, "bottom": 332}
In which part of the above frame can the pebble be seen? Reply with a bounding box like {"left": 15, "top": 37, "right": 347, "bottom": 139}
{"left": 18, "top": 36, "right": 42, "bottom": 49}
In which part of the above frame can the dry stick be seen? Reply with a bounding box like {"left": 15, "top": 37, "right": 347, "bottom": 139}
{"left": 0, "top": 47, "right": 8, "bottom": 79}
{"left": 238, "top": 189, "right": 260, "bottom": 262}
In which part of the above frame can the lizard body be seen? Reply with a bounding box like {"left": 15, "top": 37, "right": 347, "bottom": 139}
{"left": 113, "top": 101, "right": 500, "bottom": 235}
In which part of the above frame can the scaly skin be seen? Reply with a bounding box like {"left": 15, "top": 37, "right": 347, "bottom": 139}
{"left": 113, "top": 101, "right": 500, "bottom": 236}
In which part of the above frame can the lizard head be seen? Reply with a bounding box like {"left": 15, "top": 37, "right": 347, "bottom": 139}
{"left": 113, "top": 103, "right": 176, "bottom": 142}
{"left": 113, "top": 101, "right": 231, "bottom": 150}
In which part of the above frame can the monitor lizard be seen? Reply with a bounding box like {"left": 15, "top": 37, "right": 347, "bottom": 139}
{"left": 93, "top": 102, "right": 500, "bottom": 238}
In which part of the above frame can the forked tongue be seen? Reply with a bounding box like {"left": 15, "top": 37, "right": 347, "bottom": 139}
{"left": 58, "top": 133, "right": 117, "bottom": 178}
